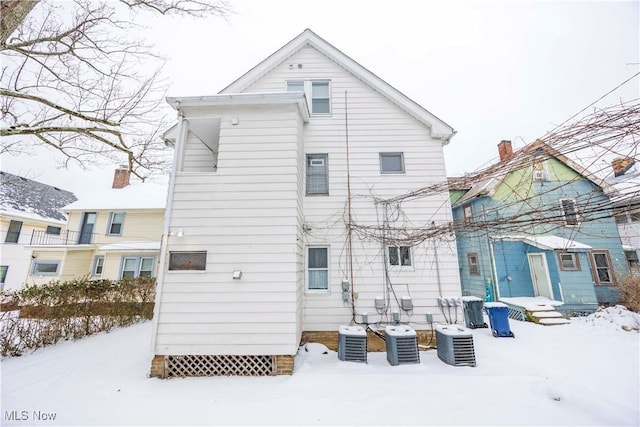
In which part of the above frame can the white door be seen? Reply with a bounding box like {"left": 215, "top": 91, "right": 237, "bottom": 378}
{"left": 527, "top": 253, "right": 553, "bottom": 299}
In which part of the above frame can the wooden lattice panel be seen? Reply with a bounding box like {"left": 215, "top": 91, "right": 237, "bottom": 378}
{"left": 167, "top": 355, "right": 274, "bottom": 377}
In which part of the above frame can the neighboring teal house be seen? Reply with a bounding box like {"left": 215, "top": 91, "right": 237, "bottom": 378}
{"left": 449, "top": 140, "right": 628, "bottom": 316}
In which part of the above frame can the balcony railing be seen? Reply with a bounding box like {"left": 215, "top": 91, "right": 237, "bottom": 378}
{"left": 30, "top": 230, "right": 90, "bottom": 246}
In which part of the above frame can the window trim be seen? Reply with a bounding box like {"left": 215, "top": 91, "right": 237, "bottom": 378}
{"left": 168, "top": 251, "right": 207, "bottom": 271}
{"left": 30, "top": 260, "right": 61, "bottom": 276}
{"left": 119, "top": 255, "right": 155, "bottom": 279}
{"left": 306, "top": 246, "right": 329, "bottom": 292}
{"left": 558, "top": 252, "right": 580, "bottom": 271}
{"left": 388, "top": 246, "right": 412, "bottom": 267}
{"left": 463, "top": 205, "right": 474, "bottom": 224}
{"left": 590, "top": 250, "right": 614, "bottom": 285}
{"left": 379, "top": 152, "right": 405, "bottom": 174}
{"left": 5, "top": 220, "right": 22, "bottom": 243}
{"left": 560, "top": 198, "right": 580, "bottom": 226}
{"left": 107, "top": 212, "right": 125, "bottom": 236}
{"left": 0, "top": 265, "right": 8, "bottom": 284}
{"left": 286, "top": 80, "right": 332, "bottom": 115}
{"left": 306, "top": 153, "right": 329, "bottom": 195}
{"left": 467, "top": 253, "right": 480, "bottom": 275}
{"left": 46, "top": 225, "right": 61, "bottom": 235}
{"left": 93, "top": 255, "right": 105, "bottom": 276}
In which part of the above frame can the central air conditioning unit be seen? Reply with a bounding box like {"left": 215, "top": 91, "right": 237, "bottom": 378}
{"left": 338, "top": 325, "right": 367, "bottom": 363}
{"left": 385, "top": 325, "right": 420, "bottom": 366}
{"left": 435, "top": 324, "right": 476, "bottom": 367}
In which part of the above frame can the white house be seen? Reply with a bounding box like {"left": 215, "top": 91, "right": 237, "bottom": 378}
{"left": 607, "top": 157, "right": 640, "bottom": 273}
{"left": 150, "top": 29, "right": 460, "bottom": 377}
{"left": 0, "top": 171, "right": 77, "bottom": 291}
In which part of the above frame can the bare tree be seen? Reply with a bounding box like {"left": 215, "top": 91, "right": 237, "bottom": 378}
{"left": 0, "top": 0, "right": 230, "bottom": 179}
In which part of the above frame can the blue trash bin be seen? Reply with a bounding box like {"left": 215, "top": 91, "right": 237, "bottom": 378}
{"left": 484, "top": 302, "right": 515, "bottom": 338}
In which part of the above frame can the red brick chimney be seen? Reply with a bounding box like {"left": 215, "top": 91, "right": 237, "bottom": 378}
{"left": 112, "top": 165, "right": 131, "bottom": 189}
{"left": 612, "top": 157, "right": 636, "bottom": 177}
{"left": 498, "top": 140, "right": 513, "bottom": 162}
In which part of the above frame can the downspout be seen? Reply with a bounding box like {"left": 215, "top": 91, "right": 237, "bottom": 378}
{"left": 150, "top": 114, "right": 186, "bottom": 353}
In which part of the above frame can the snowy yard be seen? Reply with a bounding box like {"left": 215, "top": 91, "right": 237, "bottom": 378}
{"left": 1, "top": 307, "right": 639, "bottom": 426}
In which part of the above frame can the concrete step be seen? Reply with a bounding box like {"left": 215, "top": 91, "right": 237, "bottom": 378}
{"left": 538, "top": 318, "right": 571, "bottom": 326}
{"left": 530, "top": 311, "right": 564, "bottom": 319}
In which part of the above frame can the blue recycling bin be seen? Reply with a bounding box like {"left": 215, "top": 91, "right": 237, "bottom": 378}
{"left": 484, "top": 302, "right": 515, "bottom": 338}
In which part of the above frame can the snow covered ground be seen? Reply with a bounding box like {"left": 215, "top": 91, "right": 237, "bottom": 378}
{"left": 1, "top": 307, "right": 639, "bottom": 426}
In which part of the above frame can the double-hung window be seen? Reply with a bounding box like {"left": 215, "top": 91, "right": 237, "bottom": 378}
{"left": 560, "top": 199, "right": 579, "bottom": 226}
{"left": 307, "top": 247, "right": 329, "bottom": 291}
{"left": 5, "top": 220, "right": 22, "bottom": 243}
{"left": 120, "top": 256, "right": 155, "bottom": 279}
{"left": 380, "top": 152, "right": 405, "bottom": 174}
{"left": 286, "top": 80, "right": 331, "bottom": 115}
{"left": 93, "top": 256, "right": 105, "bottom": 276}
{"left": 107, "top": 212, "right": 125, "bottom": 235}
{"left": 306, "top": 154, "right": 328, "bottom": 195}
{"left": 591, "top": 251, "right": 613, "bottom": 284}
{"left": 467, "top": 253, "right": 480, "bottom": 275}
{"left": 389, "top": 246, "right": 412, "bottom": 266}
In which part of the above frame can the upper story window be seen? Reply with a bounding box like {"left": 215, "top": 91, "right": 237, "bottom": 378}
{"left": 306, "top": 154, "right": 328, "bottom": 195}
{"left": 467, "top": 253, "right": 480, "bottom": 274}
{"left": 46, "top": 226, "right": 61, "bottom": 235}
{"left": 5, "top": 220, "right": 22, "bottom": 243}
{"left": 532, "top": 161, "right": 549, "bottom": 182}
{"left": 560, "top": 198, "right": 579, "bottom": 226}
{"left": 107, "top": 212, "right": 125, "bottom": 235}
{"left": 286, "top": 80, "right": 331, "bottom": 115}
{"left": 463, "top": 205, "right": 474, "bottom": 224}
{"left": 380, "top": 152, "right": 405, "bottom": 174}
{"left": 388, "top": 246, "right": 412, "bottom": 266}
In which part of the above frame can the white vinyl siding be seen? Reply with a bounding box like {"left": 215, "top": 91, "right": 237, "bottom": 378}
{"left": 154, "top": 43, "right": 461, "bottom": 355}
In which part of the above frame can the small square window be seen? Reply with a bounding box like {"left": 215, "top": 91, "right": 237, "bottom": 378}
{"left": 46, "top": 226, "right": 61, "bottom": 235}
{"left": 380, "top": 153, "right": 405, "bottom": 174}
{"left": 558, "top": 252, "right": 580, "bottom": 271}
{"left": 467, "top": 253, "right": 480, "bottom": 275}
{"left": 169, "top": 251, "right": 207, "bottom": 271}
{"left": 389, "top": 246, "right": 411, "bottom": 266}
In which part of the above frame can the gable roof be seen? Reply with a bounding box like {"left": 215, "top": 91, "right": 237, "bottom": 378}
{"left": 0, "top": 171, "right": 77, "bottom": 223}
{"left": 219, "top": 28, "right": 455, "bottom": 143}
{"left": 450, "top": 139, "right": 616, "bottom": 207}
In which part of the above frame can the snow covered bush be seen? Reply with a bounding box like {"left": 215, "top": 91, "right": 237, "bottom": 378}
{"left": 0, "top": 277, "right": 155, "bottom": 357}
{"left": 618, "top": 274, "right": 640, "bottom": 314}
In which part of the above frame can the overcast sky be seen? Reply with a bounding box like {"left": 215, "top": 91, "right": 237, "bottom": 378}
{"left": 1, "top": 0, "right": 638, "bottom": 196}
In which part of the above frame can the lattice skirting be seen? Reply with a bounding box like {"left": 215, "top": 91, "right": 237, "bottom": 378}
{"left": 167, "top": 355, "right": 274, "bottom": 377}
{"left": 506, "top": 306, "right": 526, "bottom": 321}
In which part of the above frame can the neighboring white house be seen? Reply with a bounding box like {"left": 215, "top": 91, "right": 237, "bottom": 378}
{"left": 607, "top": 157, "right": 640, "bottom": 274}
{"left": 150, "top": 29, "right": 460, "bottom": 377}
{"left": 0, "top": 171, "right": 77, "bottom": 291}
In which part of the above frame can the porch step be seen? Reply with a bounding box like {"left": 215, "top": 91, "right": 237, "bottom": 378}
{"left": 527, "top": 309, "right": 570, "bottom": 326}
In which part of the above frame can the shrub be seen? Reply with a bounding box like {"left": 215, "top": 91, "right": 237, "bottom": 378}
{"left": 618, "top": 274, "right": 640, "bottom": 313}
{"left": 0, "top": 277, "right": 155, "bottom": 357}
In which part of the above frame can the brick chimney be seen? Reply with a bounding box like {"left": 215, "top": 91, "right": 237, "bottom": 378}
{"left": 112, "top": 165, "right": 131, "bottom": 189}
{"left": 498, "top": 140, "right": 513, "bottom": 162}
{"left": 612, "top": 157, "right": 636, "bottom": 177}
